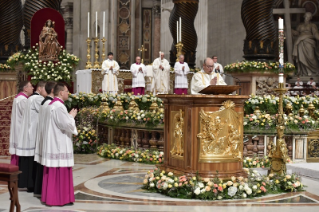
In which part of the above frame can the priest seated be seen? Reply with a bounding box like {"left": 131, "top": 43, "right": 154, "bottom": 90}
{"left": 191, "top": 57, "right": 226, "bottom": 94}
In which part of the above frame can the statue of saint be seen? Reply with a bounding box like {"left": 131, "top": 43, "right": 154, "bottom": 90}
{"left": 292, "top": 12, "right": 319, "bottom": 76}
{"left": 39, "top": 19, "right": 61, "bottom": 61}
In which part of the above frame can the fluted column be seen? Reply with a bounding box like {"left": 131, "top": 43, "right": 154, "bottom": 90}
{"left": 0, "top": 0, "right": 23, "bottom": 63}
{"left": 169, "top": 0, "right": 198, "bottom": 68}
{"left": 241, "top": 0, "right": 277, "bottom": 61}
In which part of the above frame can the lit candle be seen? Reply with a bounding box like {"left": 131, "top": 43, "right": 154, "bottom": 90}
{"left": 95, "top": 11, "right": 98, "bottom": 37}
{"left": 176, "top": 21, "right": 179, "bottom": 43}
{"left": 88, "top": 12, "right": 90, "bottom": 38}
{"left": 278, "top": 17, "right": 284, "bottom": 30}
{"left": 279, "top": 73, "right": 284, "bottom": 83}
{"left": 179, "top": 17, "right": 182, "bottom": 42}
{"left": 103, "top": 11, "right": 105, "bottom": 37}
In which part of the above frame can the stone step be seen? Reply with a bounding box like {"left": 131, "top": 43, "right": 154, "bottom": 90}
{"left": 287, "top": 163, "right": 319, "bottom": 180}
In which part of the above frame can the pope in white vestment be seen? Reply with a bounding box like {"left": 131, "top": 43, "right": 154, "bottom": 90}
{"left": 152, "top": 52, "right": 171, "bottom": 94}
{"left": 174, "top": 55, "right": 190, "bottom": 95}
{"left": 131, "top": 56, "right": 147, "bottom": 95}
{"left": 101, "top": 52, "right": 120, "bottom": 94}
{"left": 191, "top": 57, "right": 227, "bottom": 94}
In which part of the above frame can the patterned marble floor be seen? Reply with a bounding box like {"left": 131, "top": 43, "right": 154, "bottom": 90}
{"left": 1, "top": 155, "right": 319, "bottom": 211}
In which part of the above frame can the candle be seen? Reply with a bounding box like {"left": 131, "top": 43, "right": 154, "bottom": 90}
{"left": 95, "top": 11, "right": 98, "bottom": 37}
{"left": 176, "top": 21, "right": 179, "bottom": 43}
{"left": 278, "top": 17, "right": 284, "bottom": 30}
{"left": 179, "top": 17, "right": 182, "bottom": 42}
{"left": 88, "top": 12, "right": 90, "bottom": 38}
{"left": 103, "top": 11, "right": 105, "bottom": 37}
{"left": 279, "top": 73, "right": 284, "bottom": 83}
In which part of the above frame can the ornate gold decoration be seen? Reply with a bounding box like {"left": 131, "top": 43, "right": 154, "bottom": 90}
{"left": 175, "top": 42, "right": 184, "bottom": 62}
{"left": 101, "top": 37, "right": 106, "bottom": 65}
{"left": 307, "top": 129, "right": 319, "bottom": 162}
{"left": 170, "top": 109, "right": 184, "bottom": 157}
{"left": 113, "top": 97, "right": 124, "bottom": 111}
{"left": 91, "top": 70, "right": 103, "bottom": 93}
{"left": 285, "top": 102, "right": 293, "bottom": 115}
{"left": 149, "top": 100, "right": 158, "bottom": 113}
{"left": 299, "top": 105, "right": 305, "bottom": 117}
{"left": 119, "top": 20, "right": 130, "bottom": 34}
{"left": 128, "top": 97, "right": 140, "bottom": 113}
{"left": 86, "top": 38, "right": 92, "bottom": 69}
{"left": 197, "top": 100, "right": 243, "bottom": 162}
{"left": 269, "top": 82, "right": 289, "bottom": 175}
{"left": 138, "top": 45, "right": 147, "bottom": 64}
{"left": 93, "top": 37, "right": 100, "bottom": 69}
{"left": 99, "top": 101, "right": 110, "bottom": 113}
{"left": 308, "top": 103, "right": 315, "bottom": 118}
{"left": 119, "top": 52, "right": 130, "bottom": 64}
{"left": 158, "top": 103, "right": 164, "bottom": 114}
{"left": 253, "top": 106, "right": 261, "bottom": 116}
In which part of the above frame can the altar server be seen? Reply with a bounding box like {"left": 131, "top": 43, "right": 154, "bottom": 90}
{"left": 34, "top": 81, "right": 56, "bottom": 197}
{"left": 16, "top": 81, "right": 47, "bottom": 191}
{"left": 174, "top": 55, "right": 190, "bottom": 94}
{"left": 41, "top": 83, "right": 78, "bottom": 206}
{"left": 9, "top": 81, "right": 34, "bottom": 166}
{"left": 152, "top": 51, "right": 171, "bottom": 94}
{"left": 191, "top": 57, "right": 226, "bottom": 94}
{"left": 212, "top": 55, "right": 225, "bottom": 80}
{"left": 131, "top": 56, "right": 146, "bottom": 95}
{"left": 101, "top": 52, "right": 120, "bottom": 94}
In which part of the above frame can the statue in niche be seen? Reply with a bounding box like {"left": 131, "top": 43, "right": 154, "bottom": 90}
{"left": 39, "top": 19, "right": 61, "bottom": 61}
{"left": 292, "top": 12, "right": 319, "bottom": 76}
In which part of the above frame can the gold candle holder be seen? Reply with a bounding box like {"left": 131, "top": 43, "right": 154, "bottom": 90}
{"left": 175, "top": 42, "right": 184, "bottom": 62}
{"left": 101, "top": 37, "right": 106, "bottom": 65}
{"left": 93, "top": 37, "right": 100, "bottom": 69}
{"left": 269, "top": 80, "right": 289, "bottom": 175}
{"left": 85, "top": 38, "right": 92, "bottom": 69}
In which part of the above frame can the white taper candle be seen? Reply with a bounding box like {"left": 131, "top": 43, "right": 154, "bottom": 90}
{"left": 177, "top": 21, "right": 179, "bottom": 43}
{"left": 95, "top": 11, "right": 98, "bottom": 37}
{"left": 88, "top": 12, "right": 90, "bottom": 38}
{"left": 278, "top": 17, "right": 284, "bottom": 30}
{"left": 103, "top": 11, "right": 105, "bottom": 37}
{"left": 179, "top": 17, "right": 181, "bottom": 42}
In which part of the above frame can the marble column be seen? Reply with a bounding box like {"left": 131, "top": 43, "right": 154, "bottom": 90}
{"left": 62, "top": 2, "right": 74, "bottom": 53}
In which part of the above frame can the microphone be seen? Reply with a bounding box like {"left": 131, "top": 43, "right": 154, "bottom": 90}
{"left": 220, "top": 72, "right": 241, "bottom": 83}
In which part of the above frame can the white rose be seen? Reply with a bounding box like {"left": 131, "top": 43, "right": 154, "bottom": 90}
{"left": 150, "top": 183, "right": 155, "bottom": 187}
{"left": 252, "top": 185, "right": 257, "bottom": 190}
{"left": 242, "top": 193, "right": 247, "bottom": 198}
{"left": 194, "top": 187, "right": 200, "bottom": 195}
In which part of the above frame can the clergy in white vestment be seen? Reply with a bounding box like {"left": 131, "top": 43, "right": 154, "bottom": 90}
{"left": 174, "top": 54, "right": 190, "bottom": 95}
{"left": 34, "top": 81, "right": 56, "bottom": 197}
{"left": 41, "top": 83, "right": 78, "bottom": 206}
{"left": 16, "top": 81, "right": 47, "bottom": 191}
{"left": 9, "top": 81, "right": 34, "bottom": 166}
{"left": 131, "top": 56, "right": 147, "bottom": 95}
{"left": 152, "top": 51, "right": 171, "bottom": 94}
{"left": 212, "top": 55, "right": 225, "bottom": 80}
{"left": 191, "top": 57, "right": 227, "bottom": 94}
{"left": 101, "top": 52, "right": 120, "bottom": 94}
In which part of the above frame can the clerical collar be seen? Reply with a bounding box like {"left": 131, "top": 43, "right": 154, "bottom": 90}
{"left": 15, "top": 92, "right": 28, "bottom": 99}
{"left": 49, "top": 97, "right": 64, "bottom": 105}
{"left": 180, "top": 62, "right": 184, "bottom": 64}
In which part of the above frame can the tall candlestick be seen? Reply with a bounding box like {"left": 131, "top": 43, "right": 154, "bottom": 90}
{"left": 179, "top": 17, "right": 182, "bottom": 42}
{"left": 103, "top": 11, "right": 105, "bottom": 37}
{"left": 279, "top": 73, "right": 284, "bottom": 83}
{"left": 176, "top": 21, "right": 179, "bottom": 43}
{"left": 88, "top": 12, "right": 90, "bottom": 38}
{"left": 95, "top": 11, "right": 98, "bottom": 37}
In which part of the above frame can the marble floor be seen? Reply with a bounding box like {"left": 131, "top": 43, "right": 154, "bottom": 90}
{"left": 1, "top": 155, "right": 319, "bottom": 212}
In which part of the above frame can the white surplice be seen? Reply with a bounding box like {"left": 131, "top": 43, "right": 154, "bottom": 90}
{"left": 131, "top": 63, "right": 147, "bottom": 88}
{"left": 174, "top": 62, "right": 190, "bottom": 88}
{"left": 42, "top": 100, "right": 78, "bottom": 167}
{"left": 16, "top": 94, "right": 44, "bottom": 156}
{"left": 34, "top": 97, "right": 53, "bottom": 164}
{"left": 191, "top": 69, "right": 227, "bottom": 94}
{"left": 152, "top": 58, "right": 171, "bottom": 94}
{"left": 9, "top": 94, "right": 28, "bottom": 154}
{"left": 101, "top": 59, "right": 120, "bottom": 94}
{"left": 213, "top": 62, "right": 225, "bottom": 80}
